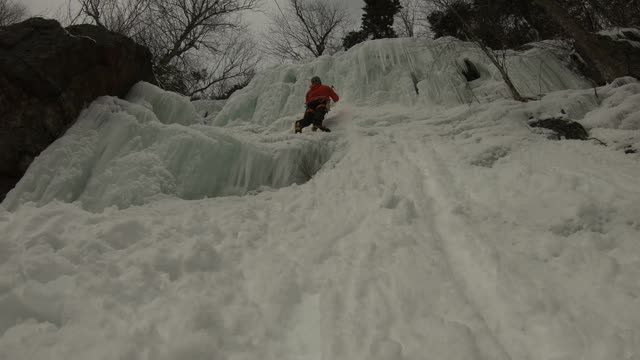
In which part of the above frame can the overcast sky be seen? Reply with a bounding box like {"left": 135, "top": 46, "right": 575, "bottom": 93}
{"left": 22, "top": 0, "right": 365, "bottom": 33}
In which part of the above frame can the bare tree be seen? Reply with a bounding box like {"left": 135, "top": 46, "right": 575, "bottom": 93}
{"left": 143, "top": 0, "right": 257, "bottom": 68}
{"left": 264, "top": 0, "right": 351, "bottom": 62}
{"left": 0, "top": 0, "right": 27, "bottom": 26}
{"left": 426, "top": 0, "right": 525, "bottom": 101}
{"left": 395, "top": 0, "right": 414, "bottom": 37}
{"left": 181, "top": 31, "right": 259, "bottom": 98}
{"left": 561, "top": 0, "right": 640, "bottom": 30}
{"left": 77, "top": 0, "right": 151, "bottom": 35}
{"left": 394, "top": 0, "right": 433, "bottom": 38}
{"left": 69, "top": 0, "right": 259, "bottom": 98}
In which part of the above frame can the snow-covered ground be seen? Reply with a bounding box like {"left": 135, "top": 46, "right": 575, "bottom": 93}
{"left": 1, "top": 38, "right": 639, "bottom": 360}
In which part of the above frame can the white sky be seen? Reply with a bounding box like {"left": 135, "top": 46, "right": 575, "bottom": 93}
{"left": 22, "top": 0, "right": 65, "bottom": 16}
{"left": 22, "top": 0, "right": 365, "bottom": 33}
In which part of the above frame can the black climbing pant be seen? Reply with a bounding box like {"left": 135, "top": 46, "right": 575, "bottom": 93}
{"left": 300, "top": 108, "right": 328, "bottom": 129}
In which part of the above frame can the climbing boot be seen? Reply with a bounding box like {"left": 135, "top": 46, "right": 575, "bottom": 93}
{"left": 294, "top": 120, "right": 302, "bottom": 133}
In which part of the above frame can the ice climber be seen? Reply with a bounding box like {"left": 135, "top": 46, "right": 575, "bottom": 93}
{"left": 295, "top": 76, "right": 339, "bottom": 133}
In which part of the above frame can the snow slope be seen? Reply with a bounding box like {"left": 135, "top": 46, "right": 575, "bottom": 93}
{"left": 1, "top": 38, "right": 640, "bottom": 360}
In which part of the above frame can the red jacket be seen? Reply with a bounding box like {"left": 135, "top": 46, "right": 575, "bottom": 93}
{"left": 305, "top": 84, "right": 339, "bottom": 104}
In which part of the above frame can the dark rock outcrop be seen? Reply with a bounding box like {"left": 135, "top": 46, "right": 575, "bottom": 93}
{"left": 576, "top": 32, "right": 640, "bottom": 86}
{"left": 0, "top": 18, "right": 155, "bottom": 201}
{"left": 531, "top": 0, "right": 640, "bottom": 85}
{"left": 528, "top": 110, "right": 591, "bottom": 141}
{"left": 529, "top": 117, "right": 590, "bottom": 140}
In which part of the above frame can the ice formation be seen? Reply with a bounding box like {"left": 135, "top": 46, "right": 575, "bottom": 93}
{"left": 214, "top": 37, "right": 589, "bottom": 126}
{"left": 192, "top": 99, "right": 226, "bottom": 122}
{"left": 3, "top": 85, "right": 334, "bottom": 212}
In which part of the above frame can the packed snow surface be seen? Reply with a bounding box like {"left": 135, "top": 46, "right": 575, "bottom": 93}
{"left": 1, "top": 38, "right": 640, "bottom": 360}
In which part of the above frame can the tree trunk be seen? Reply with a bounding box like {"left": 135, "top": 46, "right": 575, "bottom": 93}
{"left": 532, "top": 0, "right": 639, "bottom": 84}
{"left": 480, "top": 45, "right": 525, "bottom": 101}
{"left": 436, "top": 0, "right": 526, "bottom": 101}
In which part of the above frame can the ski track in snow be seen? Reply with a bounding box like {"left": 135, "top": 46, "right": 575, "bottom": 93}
{"left": 2, "top": 39, "right": 640, "bottom": 359}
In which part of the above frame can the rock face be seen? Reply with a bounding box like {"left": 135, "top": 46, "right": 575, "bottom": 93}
{"left": 578, "top": 32, "right": 640, "bottom": 85}
{"left": 528, "top": 117, "right": 590, "bottom": 140}
{"left": 0, "top": 18, "right": 155, "bottom": 201}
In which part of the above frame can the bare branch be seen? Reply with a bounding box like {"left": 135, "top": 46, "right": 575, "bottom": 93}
{"left": 263, "top": 0, "right": 352, "bottom": 61}
{"left": 69, "top": 0, "right": 259, "bottom": 98}
{"left": 395, "top": 0, "right": 417, "bottom": 37}
{"left": 184, "top": 31, "right": 259, "bottom": 97}
{"left": 0, "top": 0, "right": 27, "bottom": 26}
{"left": 426, "top": 0, "right": 525, "bottom": 101}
